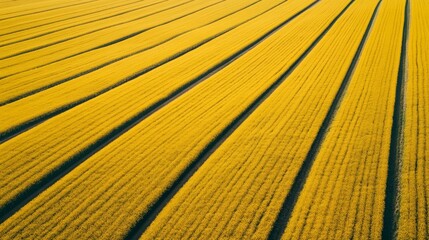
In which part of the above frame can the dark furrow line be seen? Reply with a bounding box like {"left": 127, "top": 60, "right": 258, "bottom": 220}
{"left": 0, "top": 0, "right": 196, "bottom": 60}
{"left": 0, "top": 0, "right": 288, "bottom": 142}
{"left": 0, "top": 0, "right": 319, "bottom": 226}
{"left": 267, "top": 1, "right": 380, "bottom": 239}
{"left": 0, "top": 0, "right": 167, "bottom": 45}
{"left": 381, "top": 0, "right": 409, "bottom": 238}
{"left": 0, "top": 0, "right": 99, "bottom": 21}
{"left": 0, "top": 0, "right": 263, "bottom": 106}
{"left": 125, "top": 1, "right": 358, "bottom": 238}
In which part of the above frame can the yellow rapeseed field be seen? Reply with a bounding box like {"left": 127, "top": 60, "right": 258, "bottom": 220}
{"left": 0, "top": 0, "right": 427, "bottom": 238}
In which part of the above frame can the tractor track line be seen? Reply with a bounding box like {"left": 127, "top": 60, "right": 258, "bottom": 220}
{"left": 268, "top": 1, "right": 381, "bottom": 239}
{"left": 0, "top": 0, "right": 319, "bottom": 224}
{"left": 0, "top": 0, "right": 262, "bottom": 105}
{"left": 123, "top": 1, "right": 362, "bottom": 238}
{"left": 381, "top": 0, "right": 409, "bottom": 239}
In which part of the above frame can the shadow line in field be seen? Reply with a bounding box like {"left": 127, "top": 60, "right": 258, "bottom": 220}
{"left": 382, "top": 0, "right": 409, "bottom": 239}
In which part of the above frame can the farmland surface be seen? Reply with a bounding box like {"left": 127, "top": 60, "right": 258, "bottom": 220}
{"left": 0, "top": 0, "right": 427, "bottom": 239}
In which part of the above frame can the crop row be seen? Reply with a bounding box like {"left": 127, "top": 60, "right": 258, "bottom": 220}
{"left": 398, "top": 0, "right": 429, "bottom": 238}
